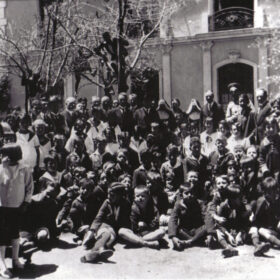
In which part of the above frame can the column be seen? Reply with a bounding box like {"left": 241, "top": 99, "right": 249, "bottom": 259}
{"left": 0, "top": 1, "right": 7, "bottom": 32}
{"left": 200, "top": 41, "right": 214, "bottom": 100}
{"left": 208, "top": 0, "right": 214, "bottom": 15}
{"left": 255, "top": 36, "right": 268, "bottom": 89}
{"left": 161, "top": 43, "right": 172, "bottom": 103}
{"left": 208, "top": 0, "right": 215, "bottom": 31}
{"left": 158, "top": 68, "right": 163, "bottom": 99}
{"left": 64, "top": 73, "right": 75, "bottom": 98}
{"left": 254, "top": 0, "right": 263, "bottom": 28}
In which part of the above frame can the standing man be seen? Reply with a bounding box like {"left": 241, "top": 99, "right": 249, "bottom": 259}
{"left": 108, "top": 93, "right": 134, "bottom": 134}
{"left": 201, "top": 90, "right": 225, "bottom": 131}
{"left": 252, "top": 88, "right": 272, "bottom": 144}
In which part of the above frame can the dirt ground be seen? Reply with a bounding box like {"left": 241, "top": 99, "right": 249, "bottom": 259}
{"left": 5, "top": 232, "right": 280, "bottom": 280}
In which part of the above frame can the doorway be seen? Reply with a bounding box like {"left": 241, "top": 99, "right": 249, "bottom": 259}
{"left": 217, "top": 63, "right": 254, "bottom": 109}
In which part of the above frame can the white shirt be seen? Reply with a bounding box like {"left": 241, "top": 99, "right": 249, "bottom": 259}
{"left": 200, "top": 131, "right": 218, "bottom": 157}
{"left": 0, "top": 163, "right": 34, "bottom": 208}
{"left": 16, "top": 132, "right": 39, "bottom": 169}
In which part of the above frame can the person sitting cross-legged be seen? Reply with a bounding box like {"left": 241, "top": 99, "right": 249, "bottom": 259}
{"left": 80, "top": 183, "right": 131, "bottom": 263}
{"left": 118, "top": 185, "right": 166, "bottom": 249}
{"left": 168, "top": 182, "right": 207, "bottom": 251}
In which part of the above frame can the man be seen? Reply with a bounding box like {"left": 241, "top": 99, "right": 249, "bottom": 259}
{"left": 45, "top": 96, "right": 66, "bottom": 135}
{"left": 201, "top": 90, "right": 224, "bottom": 130}
{"left": 108, "top": 93, "right": 134, "bottom": 134}
{"left": 62, "top": 97, "right": 76, "bottom": 136}
{"left": 253, "top": 88, "right": 272, "bottom": 143}
{"left": 129, "top": 93, "right": 139, "bottom": 113}
{"left": 226, "top": 82, "right": 255, "bottom": 124}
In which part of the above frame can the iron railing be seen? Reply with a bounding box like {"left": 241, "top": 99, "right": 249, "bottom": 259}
{"left": 208, "top": 7, "right": 254, "bottom": 31}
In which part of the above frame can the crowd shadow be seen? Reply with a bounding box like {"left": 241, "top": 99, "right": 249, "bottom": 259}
{"left": 53, "top": 238, "right": 78, "bottom": 250}
{"left": 13, "top": 263, "right": 58, "bottom": 279}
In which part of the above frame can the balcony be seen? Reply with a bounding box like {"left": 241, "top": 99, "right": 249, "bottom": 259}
{"left": 208, "top": 7, "right": 254, "bottom": 32}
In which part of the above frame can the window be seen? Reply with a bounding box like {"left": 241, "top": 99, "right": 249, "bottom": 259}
{"left": 209, "top": 0, "right": 254, "bottom": 31}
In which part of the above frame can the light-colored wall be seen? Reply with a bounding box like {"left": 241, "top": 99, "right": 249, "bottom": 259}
{"left": 170, "top": 43, "right": 203, "bottom": 110}
{"left": 5, "top": 0, "right": 39, "bottom": 29}
{"left": 169, "top": 36, "right": 260, "bottom": 111}
{"left": 161, "top": 1, "right": 208, "bottom": 38}
{"left": 211, "top": 38, "right": 258, "bottom": 67}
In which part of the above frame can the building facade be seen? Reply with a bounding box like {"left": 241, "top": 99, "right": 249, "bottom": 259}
{"left": 2, "top": 0, "right": 280, "bottom": 110}
{"left": 159, "top": 0, "right": 280, "bottom": 110}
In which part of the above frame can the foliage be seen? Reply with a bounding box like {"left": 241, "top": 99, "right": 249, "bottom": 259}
{"left": 0, "top": 75, "right": 10, "bottom": 112}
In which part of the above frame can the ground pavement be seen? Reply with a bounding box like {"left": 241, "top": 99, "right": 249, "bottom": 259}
{"left": 5, "top": 232, "right": 280, "bottom": 279}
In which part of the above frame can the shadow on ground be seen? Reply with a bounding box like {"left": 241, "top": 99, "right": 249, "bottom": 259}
{"left": 14, "top": 263, "right": 58, "bottom": 279}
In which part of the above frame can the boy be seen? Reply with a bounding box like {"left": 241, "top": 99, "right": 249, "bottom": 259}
{"left": 133, "top": 150, "right": 152, "bottom": 188}
{"left": 80, "top": 182, "right": 131, "bottom": 263}
{"left": 21, "top": 182, "right": 60, "bottom": 252}
{"left": 160, "top": 145, "right": 184, "bottom": 205}
{"left": 66, "top": 179, "right": 95, "bottom": 243}
{"left": 118, "top": 185, "right": 166, "bottom": 249}
{"left": 249, "top": 177, "right": 280, "bottom": 255}
{"left": 209, "top": 133, "right": 235, "bottom": 176}
{"left": 259, "top": 116, "right": 280, "bottom": 178}
{"left": 168, "top": 183, "right": 207, "bottom": 251}
{"left": 183, "top": 137, "right": 210, "bottom": 185}
{"left": 205, "top": 175, "right": 248, "bottom": 258}
{"left": 200, "top": 117, "right": 218, "bottom": 157}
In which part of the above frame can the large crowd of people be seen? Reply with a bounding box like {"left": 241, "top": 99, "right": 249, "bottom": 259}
{"left": 1, "top": 83, "right": 280, "bottom": 278}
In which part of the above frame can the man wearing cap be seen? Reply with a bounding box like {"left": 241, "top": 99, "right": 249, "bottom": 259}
{"left": 201, "top": 90, "right": 225, "bottom": 131}
{"left": 226, "top": 83, "right": 255, "bottom": 124}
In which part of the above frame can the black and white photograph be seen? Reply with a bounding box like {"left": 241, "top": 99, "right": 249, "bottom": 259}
{"left": 0, "top": 0, "right": 280, "bottom": 279}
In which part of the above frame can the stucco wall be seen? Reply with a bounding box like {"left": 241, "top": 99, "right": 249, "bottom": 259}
{"left": 169, "top": 36, "right": 261, "bottom": 111}
{"left": 170, "top": 43, "right": 203, "bottom": 111}
{"left": 6, "top": 0, "right": 39, "bottom": 29}
{"left": 161, "top": 1, "right": 208, "bottom": 38}
{"left": 211, "top": 38, "right": 258, "bottom": 67}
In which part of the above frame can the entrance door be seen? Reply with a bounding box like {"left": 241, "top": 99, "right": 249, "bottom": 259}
{"left": 218, "top": 63, "right": 254, "bottom": 109}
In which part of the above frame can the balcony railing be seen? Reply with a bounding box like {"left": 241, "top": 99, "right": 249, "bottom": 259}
{"left": 208, "top": 7, "right": 254, "bottom": 32}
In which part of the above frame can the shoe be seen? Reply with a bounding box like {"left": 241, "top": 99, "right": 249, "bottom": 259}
{"left": 254, "top": 242, "right": 270, "bottom": 257}
{"left": 80, "top": 251, "right": 99, "bottom": 263}
{"left": 145, "top": 241, "right": 160, "bottom": 249}
{"left": 0, "top": 269, "right": 13, "bottom": 279}
{"left": 182, "top": 240, "right": 192, "bottom": 249}
{"left": 158, "top": 238, "right": 169, "bottom": 249}
{"left": 12, "top": 260, "right": 25, "bottom": 270}
{"left": 22, "top": 241, "right": 35, "bottom": 251}
{"left": 98, "top": 249, "right": 114, "bottom": 261}
{"left": 222, "top": 248, "right": 239, "bottom": 258}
